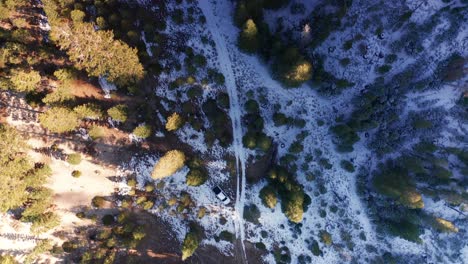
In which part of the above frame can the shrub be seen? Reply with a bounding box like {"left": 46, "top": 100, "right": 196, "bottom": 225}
{"left": 387, "top": 219, "right": 422, "bottom": 243}
{"left": 166, "top": 113, "right": 184, "bottom": 131}
{"left": 71, "top": 170, "right": 82, "bottom": 178}
{"left": 145, "top": 184, "right": 155, "bottom": 192}
{"left": 412, "top": 118, "right": 432, "bottom": 129}
{"left": 318, "top": 158, "right": 332, "bottom": 170}
{"left": 245, "top": 99, "right": 260, "bottom": 113}
{"left": 0, "top": 255, "right": 18, "bottom": 264}
{"left": 259, "top": 185, "right": 277, "bottom": 209}
{"left": 258, "top": 134, "right": 272, "bottom": 151}
{"left": 127, "top": 178, "right": 137, "bottom": 187}
{"left": 142, "top": 201, "right": 154, "bottom": 210}
{"left": 373, "top": 167, "right": 424, "bottom": 209}
{"left": 107, "top": 104, "right": 128, "bottom": 122}
{"left": 151, "top": 150, "right": 186, "bottom": 179}
{"left": 181, "top": 231, "right": 199, "bottom": 261}
{"left": 243, "top": 204, "right": 261, "bottom": 224}
{"left": 133, "top": 226, "right": 146, "bottom": 240}
{"left": 136, "top": 196, "right": 147, "bottom": 205}
{"left": 67, "top": 153, "right": 82, "bottom": 165}
{"left": 242, "top": 132, "right": 256, "bottom": 149}
{"left": 340, "top": 160, "right": 355, "bottom": 173}
{"left": 88, "top": 125, "right": 105, "bottom": 140}
{"left": 376, "top": 64, "right": 392, "bottom": 74}
{"left": 133, "top": 124, "right": 152, "bottom": 139}
{"left": 283, "top": 191, "right": 304, "bottom": 223}
{"left": 197, "top": 207, "right": 207, "bottom": 219}
{"left": 92, "top": 196, "right": 106, "bottom": 208}
{"left": 320, "top": 230, "right": 332, "bottom": 246}
{"left": 30, "top": 213, "right": 60, "bottom": 234}
{"left": 273, "top": 112, "right": 288, "bottom": 126}
{"left": 76, "top": 212, "right": 85, "bottom": 219}
{"left": 74, "top": 104, "right": 103, "bottom": 119}
{"left": 102, "top": 214, "right": 115, "bottom": 225}
{"left": 432, "top": 217, "right": 458, "bottom": 233}
{"left": 330, "top": 124, "right": 359, "bottom": 152}
{"left": 272, "top": 46, "right": 312, "bottom": 87}
{"left": 219, "top": 231, "right": 235, "bottom": 242}
{"left": 186, "top": 169, "right": 207, "bottom": 186}
{"left": 70, "top": 9, "right": 85, "bottom": 23}
{"left": 289, "top": 141, "right": 303, "bottom": 153}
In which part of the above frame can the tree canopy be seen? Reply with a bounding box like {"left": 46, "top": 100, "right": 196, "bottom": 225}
{"left": 39, "top": 107, "right": 80, "bottom": 133}
{"left": 151, "top": 150, "right": 186, "bottom": 179}
{"left": 10, "top": 69, "right": 41, "bottom": 92}
{"left": 50, "top": 21, "right": 144, "bottom": 86}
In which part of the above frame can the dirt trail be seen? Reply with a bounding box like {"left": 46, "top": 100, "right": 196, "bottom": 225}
{"left": 198, "top": 1, "right": 248, "bottom": 263}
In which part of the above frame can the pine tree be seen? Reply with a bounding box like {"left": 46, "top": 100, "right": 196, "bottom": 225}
{"left": 181, "top": 231, "right": 199, "bottom": 261}
{"left": 74, "top": 103, "right": 103, "bottom": 120}
{"left": 151, "top": 150, "right": 186, "bottom": 179}
{"left": 50, "top": 21, "right": 144, "bottom": 86}
{"left": 238, "top": 19, "right": 259, "bottom": 53}
{"left": 10, "top": 69, "right": 41, "bottom": 92}
{"left": 107, "top": 104, "right": 128, "bottom": 122}
{"left": 165, "top": 112, "right": 184, "bottom": 131}
{"left": 39, "top": 107, "right": 80, "bottom": 133}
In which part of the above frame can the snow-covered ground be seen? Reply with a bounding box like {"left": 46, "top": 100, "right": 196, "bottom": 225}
{"left": 119, "top": 0, "right": 467, "bottom": 263}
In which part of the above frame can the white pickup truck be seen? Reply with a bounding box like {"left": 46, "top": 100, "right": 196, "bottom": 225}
{"left": 212, "top": 186, "right": 231, "bottom": 205}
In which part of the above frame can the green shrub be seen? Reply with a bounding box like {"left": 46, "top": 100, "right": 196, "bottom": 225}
{"left": 242, "top": 132, "right": 257, "bottom": 149}
{"left": 243, "top": 204, "right": 261, "bottom": 224}
{"left": 145, "top": 184, "right": 155, "bottom": 192}
{"left": 219, "top": 231, "right": 235, "bottom": 242}
{"left": 142, "top": 201, "right": 154, "bottom": 210}
{"left": 245, "top": 99, "right": 260, "bottom": 113}
{"left": 76, "top": 212, "right": 85, "bottom": 219}
{"left": 133, "top": 124, "right": 152, "bottom": 139}
{"left": 136, "top": 196, "right": 147, "bottom": 205}
{"left": 310, "top": 240, "right": 322, "bottom": 256}
{"left": 186, "top": 169, "right": 207, "bottom": 186}
{"left": 71, "top": 170, "right": 82, "bottom": 178}
{"left": 92, "top": 196, "right": 107, "bottom": 208}
{"left": 151, "top": 150, "right": 186, "bottom": 179}
{"left": 166, "top": 113, "right": 184, "bottom": 131}
{"left": 272, "top": 46, "right": 312, "bottom": 87}
{"left": 107, "top": 104, "right": 128, "bottom": 122}
{"left": 181, "top": 232, "right": 199, "bottom": 261}
{"left": 259, "top": 185, "right": 277, "bottom": 209}
{"left": 273, "top": 112, "right": 288, "bottom": 126}
{"left": 258, "top": 134, "right": 272, "bottom": 151}
{"left": 74, "top": 103, "right": 103, "bottom": 119}
{"left": 127, "top": 178, "right": 137, "bottom": 187}
{"left": 340, "top": 160, "right": 355, "bottom": 172}
{"left": 283, "top": 190, "right": 304, "bottom": 223}
{"left": 320, "top": 230, "right": 332, "bottom": 246}
{"left": 289, "top": 141, "right": 303, "bottom": 153}
{"left": 387, "top": 219, "right": 422, "bottom": 243}
{"left": 330, "top": 124, "right": 359, "bottom": 152}
{"left": 88, "top": 125, "right": 105, "bottom": 140}
{"left": 412, "top": 118, "right": 432, "bottom": 129}
{"left": 373, "top": 167, "right": 423, "bottom": 209}
{"left": 102, "top": 214, "right": 115, "bottom": 225}
{"left": 67, "top": 153, "right": 82, "bottom": 165}
{"left": 319, "top": 158, "right": 332, "bottom": 170}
